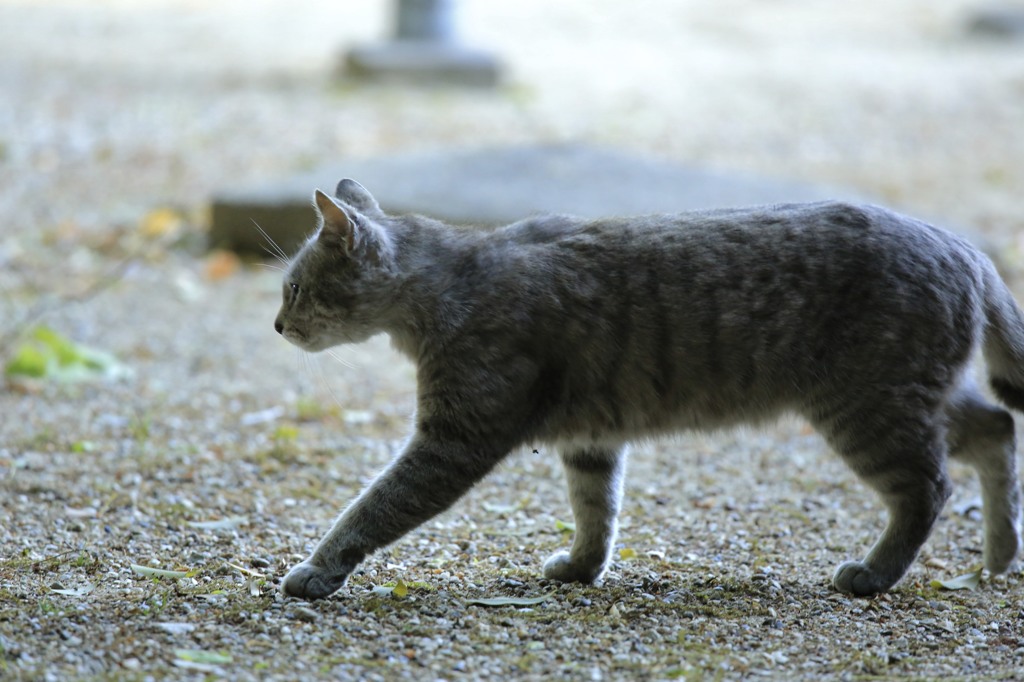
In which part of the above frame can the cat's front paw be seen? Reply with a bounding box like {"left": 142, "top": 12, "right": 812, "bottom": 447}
{"left": 542, "top": 551, "right": 604, "bottom": 584}
{"left": 281, "top": 561, "right": 349, "bottom": 600}
{"left": 832, "top": 560, "right": 891, "bottom": 597}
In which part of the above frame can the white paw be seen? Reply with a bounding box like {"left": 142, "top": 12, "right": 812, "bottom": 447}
{"left": 281, "top": 560, "right": 348, "bottom": 600}
{"left": 542, "top": 551, "right": 603, "bottom": 584}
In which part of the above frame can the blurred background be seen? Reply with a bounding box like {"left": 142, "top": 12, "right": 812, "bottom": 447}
{"left": 2, "top": 5, "right": 1024, "bottom": 677}
{"left": 1, "top": 0, "right": 1023, "bottom": 246}
{"left": 1, "top": 0, "right": 1024, "bottom": 398}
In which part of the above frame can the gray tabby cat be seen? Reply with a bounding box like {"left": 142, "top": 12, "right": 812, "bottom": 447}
{"left": 274, "top": 179, "right": 1024, "bottom": 601}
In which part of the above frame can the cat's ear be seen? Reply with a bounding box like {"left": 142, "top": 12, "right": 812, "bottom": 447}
{"left": 334, "top": 178, "right": 381, "bottom": 215}
{"left": 314, "top": 189, "right": 356, "bottom": 252}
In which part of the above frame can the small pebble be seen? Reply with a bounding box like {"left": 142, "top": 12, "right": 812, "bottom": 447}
{"left": 291, "top": 606, "right": 319, "bottom": 623}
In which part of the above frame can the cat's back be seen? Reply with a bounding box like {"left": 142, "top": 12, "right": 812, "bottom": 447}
{"left": 469, "top": 201, "right": 982, "bottom": 315}
{"left": 504, "top": 201, "right": 975, "bottom": 283}
{"left": 497, "top": 213, "right": 589, "bottom": 245}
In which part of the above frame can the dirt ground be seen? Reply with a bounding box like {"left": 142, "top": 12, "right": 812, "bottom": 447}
{"left": 2, "top": 1, "right": 1024, "bottom": 680}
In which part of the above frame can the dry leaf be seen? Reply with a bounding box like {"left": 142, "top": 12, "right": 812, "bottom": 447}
{"left": 140, "top": 207, "right": 183, "bottom": 239}
{"left": 203, "top": 249, "right": 241, "bottom": 281}
{"left": 930, "top": 567, "right": 983, "bottom": 591}
{"left": 465, "top": 594, "right": 551, "bottom": 607}
{"left": 131, "top": 564, "right": 193, "bottom": 579}
{"left": 50, "top": 583, "right": 95, "bottom": 597}
{"left": 186, "top": 516, "right": 248, "bottom": 531}
{"left": 226, "top": 562, "right": 264, "bottom": 578}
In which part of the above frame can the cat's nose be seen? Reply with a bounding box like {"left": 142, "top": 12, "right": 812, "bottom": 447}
{"left": 274, "top": 320, "right": 283, "bottom": 334}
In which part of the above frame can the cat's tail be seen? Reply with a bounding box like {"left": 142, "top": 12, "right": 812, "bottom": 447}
{"left": 982, "top": 264, "right": 1024, "bottom": 412}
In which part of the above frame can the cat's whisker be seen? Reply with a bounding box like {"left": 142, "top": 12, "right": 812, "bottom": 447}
{"left": 260, "top": 243, "right": 288, "bottom": 266}
{"left": 259, "top": 262, "right": 287, "bottom": 274}
{"left": 325, "top": 348, "right": 355, "bottom": 370}
{"left": 295, "top": 347, "right": 311, "bottom": 381}
{"left": 305, "top": 351, "right": 348, "bottom": 413}
{"left": 299, "top": 349, "right": 317, "bottom": 380}
{"left": 298, "top": 351, "right": 337, "bottom": 410}
{"left": 251, "top": 219, "right": 289, "bottom": 265}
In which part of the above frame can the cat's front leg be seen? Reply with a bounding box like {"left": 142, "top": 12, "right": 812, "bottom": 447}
{"left": 543, "top": 445, "right": 626, "bottom": 584}
{"left": 282, "top": 434, "right": 506, "bottom": 600}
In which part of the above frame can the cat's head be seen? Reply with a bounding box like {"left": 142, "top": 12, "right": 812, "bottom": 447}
{"left": 274, "top": 180, "right": 400, "bottom": 352}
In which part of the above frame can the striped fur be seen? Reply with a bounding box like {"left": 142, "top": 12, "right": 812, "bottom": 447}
{"left": 275, "top": 179, "right": 1024, "bottom": 600}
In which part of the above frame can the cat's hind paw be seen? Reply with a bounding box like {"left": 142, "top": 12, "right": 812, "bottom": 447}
{"left": 983, "top": 523, "right": 1021, "bottom": 575}
{"left": 542, "top": 551, "right": 604, "bottom": 584}
{"left": 832, "top": 560, "right": 892, "bottom": 597}
{"left": 281, "top": 561, "right": 348, "bottom": 600}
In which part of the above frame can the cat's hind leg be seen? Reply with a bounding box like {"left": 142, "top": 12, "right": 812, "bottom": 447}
{"left": 543, "top": 445, "right": 626, "bottom": 584}
{"left": 946, "top": 384, "right": 1022, "bottom": 574}
{"left": 815, "top": 405, "right": 952, "bottom": 596}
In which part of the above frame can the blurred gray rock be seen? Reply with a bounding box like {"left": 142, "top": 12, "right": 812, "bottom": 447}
{"left": 208, "top": 145, "right": 858, "bottom": 256}
{"left": 343, "top": 0, "right": 501, "bottom": 87}
{"left": 345, "top": 42, "right": 500, "bottom": 87}
{"left": 967, "top": 4, "right": 1024, "bottom": 40}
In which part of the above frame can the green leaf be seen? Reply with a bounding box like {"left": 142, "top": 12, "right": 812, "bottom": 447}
{"left": 930, "top": 567, "right": 983, "bottom": 591}
{"left": 272, "top": 425, "right": 298, "bottom": 442}
{"left": 5, "top": 344, "right": 48, "bottom": 378}
{"left": 372, "top": 578, "right": 419, "bottom": 598}
{"left": 618, "top": 547, "right": 637, "bottom": 560}
{"left": 33, "top": 326, "right": 78, "bottom": 366}
{"left": 5, "top": 326, "right": 126, "bottom": 382}
{"left": 554, "top": 519, "right": 576, "bottom": 533}
{"left": 465, "top": 593, "right": 552, "bottom": 607}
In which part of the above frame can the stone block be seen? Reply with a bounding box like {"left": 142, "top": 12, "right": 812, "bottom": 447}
{"left": 208, "top": 144, "right": 859, "bottom": 256}
{"left": 345, "top": 41, "right": 501, "bottom": 87}
{"left": 967, "top": 4, "right": 1024, "bottom": 40}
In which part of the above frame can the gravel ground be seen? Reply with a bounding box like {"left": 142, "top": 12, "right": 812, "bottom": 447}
{"left": 2, "top": 1, "right": 1024, "bottom": 680}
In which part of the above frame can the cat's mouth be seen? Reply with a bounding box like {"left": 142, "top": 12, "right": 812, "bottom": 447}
{"left": 282, "top": 329, "right": 335, "bottom": 353}
{"left": 277, "top": 322, "right": 310, "bottom": 348}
